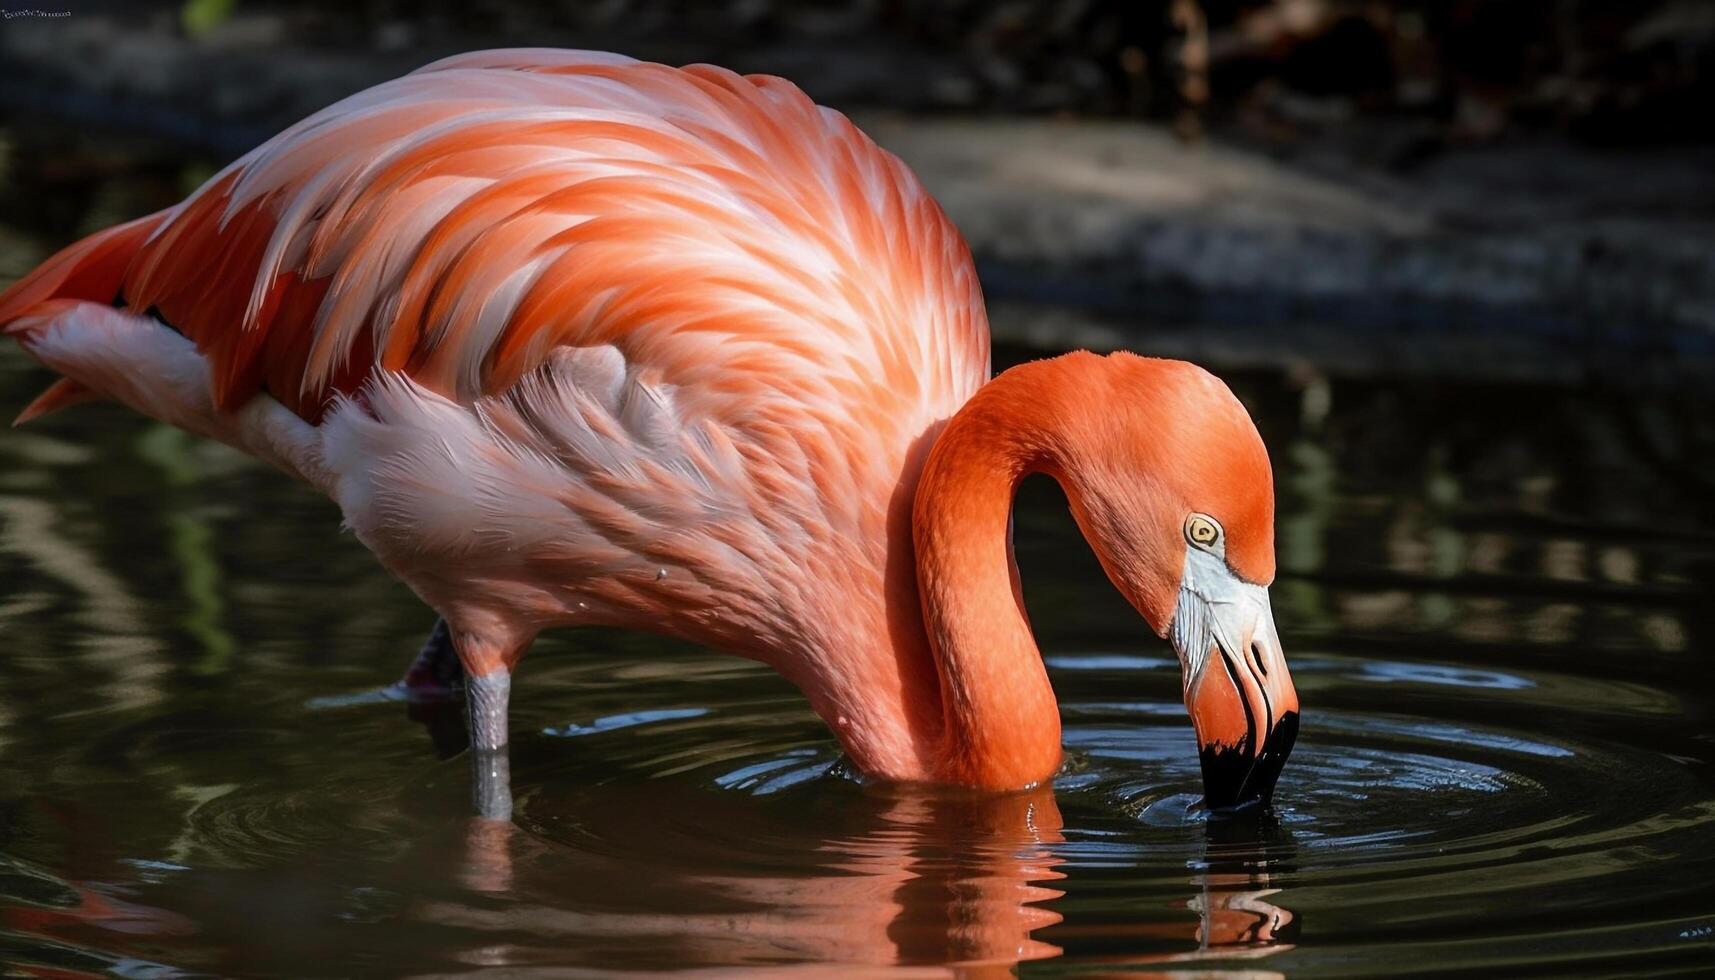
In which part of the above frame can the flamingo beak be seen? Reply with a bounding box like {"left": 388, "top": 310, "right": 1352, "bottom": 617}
{"left": 1169, "top": 549, "right": 1299, "bottom": 809}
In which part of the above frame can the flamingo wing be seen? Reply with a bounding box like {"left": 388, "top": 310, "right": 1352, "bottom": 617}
{"left": 0, "top": 49, "right": 988, "bottom": 431}
{"left": 0, "top": 52, "right": 991, "bottom": 771}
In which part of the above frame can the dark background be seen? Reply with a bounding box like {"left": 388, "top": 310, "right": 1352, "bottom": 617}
{"left": 4, "top": 1, "right": 1715, "bottom": 391}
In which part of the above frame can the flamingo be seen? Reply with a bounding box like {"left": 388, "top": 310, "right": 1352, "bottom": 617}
{"left": 0, "top": 49, "right": 1297, "bottom": 812}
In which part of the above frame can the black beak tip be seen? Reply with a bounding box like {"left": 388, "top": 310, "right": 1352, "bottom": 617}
{"left": 1199, "top": 710, "right": 1300, "bottom": 811}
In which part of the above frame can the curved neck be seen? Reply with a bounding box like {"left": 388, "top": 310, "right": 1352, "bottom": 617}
{"left": 912, "top": 370, "right": 1071, "bottom": 789}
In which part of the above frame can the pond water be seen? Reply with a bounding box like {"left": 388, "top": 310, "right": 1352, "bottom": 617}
{"left": 2, "top": 148, "right": 1715, "bottom": 977}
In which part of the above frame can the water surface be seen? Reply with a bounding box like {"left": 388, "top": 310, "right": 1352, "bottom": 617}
{"left": 1, "top": 145, "right": 1714, "bottom": 977}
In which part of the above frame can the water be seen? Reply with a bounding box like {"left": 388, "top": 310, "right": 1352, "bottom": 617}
{"left": 2, "top": 152, "right": 1715, "bottom": 976}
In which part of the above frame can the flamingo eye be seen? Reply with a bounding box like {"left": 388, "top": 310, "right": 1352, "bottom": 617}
{"left": 1185, "top": 513, "right": 1223, "bottom": 551}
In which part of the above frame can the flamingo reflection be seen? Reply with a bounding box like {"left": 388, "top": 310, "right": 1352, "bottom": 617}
{"left": 1052, "top": 806, "right": 1298, "bottom": 974}
{"left": 3, "top": 756, "right": 1295, "bottom": 973}
{"left": 434, "top": 769, "right": 1066, "bottom": 969}
{"left": 430, "top": 741, "right": 1294, "bottom": 971}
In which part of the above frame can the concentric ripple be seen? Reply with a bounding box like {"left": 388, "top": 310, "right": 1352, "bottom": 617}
{"left": 451, "top": 647, "right": 1715, "bottom": 973}
{"left": 3, "top": 340, "right": 1713, "bottom": 975}
{"left": 4, "top": 641, "right": 1713, "bottom": 974}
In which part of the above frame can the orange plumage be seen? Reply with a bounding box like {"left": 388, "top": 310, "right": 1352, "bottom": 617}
{"left": 0, "top": 50, "right": 1295, "bottom": 801}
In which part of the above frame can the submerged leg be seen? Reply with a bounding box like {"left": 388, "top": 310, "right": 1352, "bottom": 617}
{"left": 304, "top": 619, "right": 463, "bottom": 753}
{"left": 462, "top": 663, "right": 516, "bottom": 886}
{"left": 450, "top": 627, "right": 527, "bottom": 821}
{"left": 398, "top": 618, "right": 468, "bottom": 759}
{"left": 467, "top": 670, "right": 512, "bottom": 818}
{"left": 401, "top": 618, "right": 463, "bottom": 700}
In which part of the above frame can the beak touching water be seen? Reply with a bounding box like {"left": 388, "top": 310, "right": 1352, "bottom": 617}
{"left": 1169, "top": 547, "right": 1299, "bottom": 809}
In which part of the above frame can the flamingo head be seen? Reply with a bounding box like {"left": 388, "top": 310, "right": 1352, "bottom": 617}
{"left": 1051, "top": 353, "right": 1298, "bottom": 809}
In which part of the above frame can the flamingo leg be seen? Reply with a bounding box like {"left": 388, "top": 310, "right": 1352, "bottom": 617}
{"left": 467, "top": 672, "right": 513, "bottom": 819}
{"left": 451, "top": 626, "right": 523, "bottom": 819}
{"left": 400, "top": 618, "right": 463, "bottom": 700}
{"left": 466, "top": 669, "right": 511, "bottom": 752}
{"left": 394, "top": 618, "right": 472, "bottom": 760}
{"left": 403, "top": 618, "right": 518, "bottom": 818}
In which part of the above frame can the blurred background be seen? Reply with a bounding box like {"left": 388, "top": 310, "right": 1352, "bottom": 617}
{"left": 4, "top": 0, "right": 1715, "bottom": 383}
{"left": 2, "top": 3, "right": 1714, "bottom": 975}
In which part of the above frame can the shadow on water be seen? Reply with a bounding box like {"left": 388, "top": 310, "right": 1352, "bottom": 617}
{"left": 1, "top": 135, "right": 1714, "bottom": 975}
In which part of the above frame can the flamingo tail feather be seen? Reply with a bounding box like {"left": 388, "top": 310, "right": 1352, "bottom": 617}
{"left": 0, "top": 212, "right": 166, "bottom": 330}
{"left": 1, "top": 213, "right": 170, "bottom": 424}
{"left": 13, "top": 377, "right": 101, "bottom": 426}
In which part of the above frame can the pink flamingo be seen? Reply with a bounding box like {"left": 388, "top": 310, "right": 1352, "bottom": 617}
{"left": 0, "top": 50, "right": 1297, "bottom": 811}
